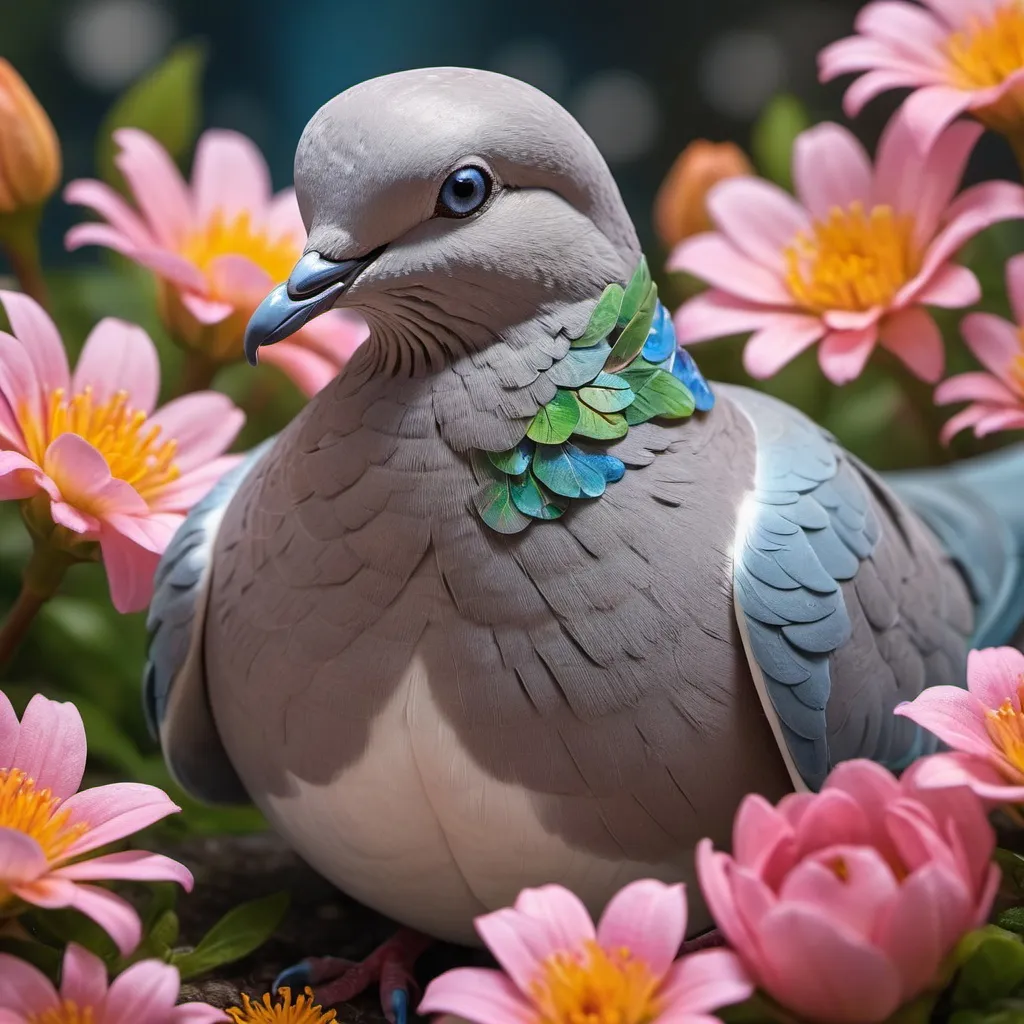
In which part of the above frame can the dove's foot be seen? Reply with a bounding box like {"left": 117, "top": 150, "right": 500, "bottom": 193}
{"left": 273, "top": 928, "right": 433, "bottom": 1024}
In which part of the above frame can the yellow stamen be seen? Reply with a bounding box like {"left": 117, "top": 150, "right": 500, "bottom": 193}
{"left": 1012, "top": 330, "right": 1024, "bottom": 392}
{"left": 783, "top": 201, "right": 920, "bottom": 314}
{"left": 181, "top": 210, "right": 300, "bottom": 301}
{"left": 529, "top": 941, "right": 662, "bottom": 1024}
{"left": 985, "top": 682, "right": 1024, "bottom": 779}
{"left": 946, "top": 4, "right": 1024, "bottom": 90}
{"left": 21, "top": 386, "right": 180, "bottom": 506}
{"left": 226, "top": 988, "right": 338, "bottom": 1024}
{"left": 28, "top": 1001, "right": 95, "bottom": 1024}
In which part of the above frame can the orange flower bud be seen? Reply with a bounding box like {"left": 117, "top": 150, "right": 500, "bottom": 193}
{"left": 654, "top": 140, "right": 753, "bottom": 249}
{"left": 0, "top": 60, "right": 61, "bottom": 215}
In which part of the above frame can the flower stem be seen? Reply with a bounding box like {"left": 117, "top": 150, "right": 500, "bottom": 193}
{"left": 0, "top": 205, "right": 48, "bottom": 309}
{"left": 176, "top": 349, "right": 220, "bottom": 397}
{"left": 0, "top": 539, "right": 73, "bottom": 671}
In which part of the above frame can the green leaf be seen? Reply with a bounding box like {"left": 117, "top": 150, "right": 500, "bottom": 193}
{"left": 618, "top": 256, "right": 652, "bottom": 327}
{"left": 996, "top": 849, "right": 1024, "bottom": 898}
{"left": 0, "top": 939, "right": 61, "bottom": 978}
{"left": 606, "top": 282, "right": 657, "bottom": 373}
{"left": 573, "top": 404, "right": 628, "bottom": 440}
{"left": 623, "top": 367, "right": 695, "bottom": 424}
{"left": 487, "top": 439, "right": 534, "bottom": 476}
{"left": 953, "top": 927, "right": 1024, "bottom": 1011}
{"left": 571, "top": 284, "right": 624, "bottom": 347}
{"left": 591, "top": 371, "right": 631, "bottom": 390}
{"left": 171, "top": 891, "right": 290, "bottom": 981}
{"left": 1002, "top": 908, "right": 1024, "bottom": 936}
{"left": 548, "top": 342, "right": 612, "bottom": 388}
{"left": 509, "top": 471, "right": 567, "bottom": 520}
{"left": 527, "top": 390, "right": 581, "bottom": 444}
{"left": 578, "top": 383, "right": 635, "bottom": 413}
{"left": 96, "top": 42, "right": 206, "bottom": 190}
{"left": 24, "top": 907, "right": 120, "bottom": 965}
{"left": 751, "top": 93, "right": 810, "bottom": 191}
{"left": 533, "top": 444, "right": 607, "bottom": 499}
{"left": 475, "top": 478, "right": 532, "bottom": 533}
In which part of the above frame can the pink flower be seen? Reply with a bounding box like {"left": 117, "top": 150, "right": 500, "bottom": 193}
{"left": 65, "top": 128, "right": 367, "bottom": 394}
{"left": 0, "top": 291, "right": 244, "bottom": 612}
{"left": 820, "top": 1, "right": 1024, "bottom": 154}
{"left": 934, "top": 254, "right": 1024, "bottom": 442}
{"left": 896, "top": 646, "right": 1024, "bottom": 802}
{"left": 0, "top": 691, "right": 192, "bottom": 955}
{"left": 419, "top": 880, "right": 753, "bottom": 1024}
{"left": 697, "top": 760, "right": 998, "bottom": 1024}
{"left": 671, "top": 111, "right": 1024, "bottom": 385}
{"left": 0, "top": 943, "right": 226, "bottom": 1024}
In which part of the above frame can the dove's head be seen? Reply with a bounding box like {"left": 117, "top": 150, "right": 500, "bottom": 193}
{"left": 244, "top": 67, "right": 640, "bottom": 366}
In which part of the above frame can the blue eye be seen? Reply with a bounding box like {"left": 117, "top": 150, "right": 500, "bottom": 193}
{"left": 438, "top": 166, "right": 491, "bottom": 217}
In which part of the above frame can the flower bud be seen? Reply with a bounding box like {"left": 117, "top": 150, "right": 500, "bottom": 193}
{"left": 654, "top": 140, "right": 752, "bottom": 248}
{"left": 0, "top": 60, "right": 61, "bottom": 215}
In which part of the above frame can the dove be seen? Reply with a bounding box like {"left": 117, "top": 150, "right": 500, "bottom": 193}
{"left": 144, "top": 67, "right": 1024, "bottom": 1019}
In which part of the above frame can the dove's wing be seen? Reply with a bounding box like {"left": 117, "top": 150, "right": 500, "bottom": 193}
{"left": 144, "top": 439, "right": 274, "bottom": 804}
{"left": 724, "top": 385, "right": 973, "bottom": 791}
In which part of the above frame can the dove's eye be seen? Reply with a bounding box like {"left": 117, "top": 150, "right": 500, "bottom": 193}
{"left": 437, "top": 166, "right": 491, "bottom": 217}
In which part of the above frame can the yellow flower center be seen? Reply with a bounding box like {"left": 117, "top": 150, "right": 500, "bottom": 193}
{"left": 985, "top": 684, "right": 1024, "bottom": 779}
{"left": 21, "top": 387, "right": 180, "bottom": 507}
{"left": 529, "top": 941, "right": 661, "bottom": 1024}
{"left": 226, "top": 988, "right": 337, "bottom": 1024}
{"left": 783, "top": 202, "right": 920, "bottom": 314}
{"left": 28, "top": 1001, "right": 95, "bottom": 1024}
{"left": 946, "top": 3, "right": 1024, "bottom": 90}
{"left": 180, "top": 210, "right": 300, "bottom": 300}
{"left": 1011, "top": 330, "right": 1024, "bottom": 393}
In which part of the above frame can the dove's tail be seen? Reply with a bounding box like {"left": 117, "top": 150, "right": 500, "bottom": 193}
{"left": 886, "top": 444, "right": 1024, "bottom": 649}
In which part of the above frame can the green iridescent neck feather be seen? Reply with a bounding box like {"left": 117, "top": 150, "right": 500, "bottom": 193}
{"left": 470, "top": 256, "right": 715, "bottom": 535}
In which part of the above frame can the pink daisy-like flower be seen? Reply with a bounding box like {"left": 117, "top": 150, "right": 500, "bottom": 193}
{"left": 419, "top": 880, "right": 753, "bottom": 1024}
{"left": 671, "top": 111, "right": 1024, "bottom": 385}
{"left": 64, "top": 128, "right": 367, "bottom": 395}
{"left": 0, "top": 291, "right": 244, "bottom": 612}
{"left": 935, "top": 252, "right": 1024, "bottom": 441}
{"left": 0, "top": 943, "right": 225, "bottom": 1024}
{"left": 820, "top": 0, "right": 1024, "bottom": 153}
{"left": 896, "top": 646, "right": 1024, "bottom": 802}
{"left": 0, "top": 692, "right": 192, "bottom": 955}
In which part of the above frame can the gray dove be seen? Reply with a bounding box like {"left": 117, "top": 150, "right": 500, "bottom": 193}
{"left": 144, "top": 67, "right": 1024, "bottom": 1019}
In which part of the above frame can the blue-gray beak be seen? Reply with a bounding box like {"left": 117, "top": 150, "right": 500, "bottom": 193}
{"left": 243, "top": 250, "right": 378, "bottom": 365}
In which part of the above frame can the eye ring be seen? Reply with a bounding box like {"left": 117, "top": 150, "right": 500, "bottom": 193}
{"left": 437, "top": 165, "right": 492, "bottom": 218}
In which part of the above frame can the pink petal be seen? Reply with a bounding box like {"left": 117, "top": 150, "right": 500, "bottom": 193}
{"left": 920, "top": 0, "right": 1001, "bottom": 25}
{"left": 42, "top": 434, "right": 147, "bottom": 517}
{"left": 11, "top": 693, "right": 86, "bottom": 799}
{"left": 694, "top": 842, "right": 760, "bottom": 961}
{"left": 0, "top": 691, "right": 17, "bottom": 766}
{"left": 63, "top": 178, "right": 154, "bottom": 248}
{"left": 180, "top": 293, "right": 235, "bottom": 325}
{"left": 207, "top": 254, "right": 275, "bottom": 309}
{"left": 0, "top": 291, "right": 70, "bottom": 397}
{"left": 939, "top": 404, "right": 992, "bottom": 445}
{"left": 0, "top": 450, "right": 47, "bottom": 501}
{"left": 911, "top": 751, "right": 1024, "bottom": 803}
{"left": 976, "top": 407, "right": 1024, "bottom": 435}
{"left": 0, "top": 953, "right": 58, "bottom": 1017}
{"left": 658, "top": 949, "right": 754, "bottom": 1016}
{"left": 148, "top": 392, "right": 245, "bottom": 472}
{"left": 290, "top": 308, "right": 368, "bottom": 362}
{"left": 66, "top": 230, "right": 208, "bottom": 297}
{"left": 818, "top": 36, "right": 939, "bottom": 79}
{"left": 913, "top": 263, "right": 980, "bottom": 309}
{"left": 59, "top": 944, "right": 108, "bottom": 1008}
{"left": 1007, "top": 252, "right": 1024, "bottom": 324}
{"left": 266, "top": 189, "right": 305, "bottom": 239}
{"left": 419, "top": 967, "right": 536, "bottom": 1024}
{"left": 793, "top": 123, "right": 872, "bottom": 222}
{"left": 192, "top": 129, "right": 272, "bottom": 225}
{"left": 732, "top": 795, "right": 798, "bottom": 886}
{"left": 50, "top": 500, "right": 100, "bottom": 536}
{"left": 792, "top": 789, "right": 872, "bottom": 856}
{"left": 912, "top": 121, "right": 985, "bottom": 248}
{"left": 515, "top": 882, "right": 597, "bottom": 947}
{"left": 54, "top": 850, "right": 193, "bottom": 890}
{"left": 0, "top": 828, "right": 47, "bottom": 884}
{"left": 894, "top": 686, "right": 995, "bottom": 758}
{"left": 705, "top": 178, "right": 810, "bottom": 272}
{"left": 671, "top": 291, "right": 789, "bottom": 345}
{"left": 935, "top": 372, "right": 1018, "bottom": 407}
{"left": 173, "top": 1005, "right": 230, "bottom": 1024}
{"left": 150, "top": 455, "right": 242, "bottom": 512}
{"left": 72, "top": 319, "right": 160, "bottom": 414}
{"left": 113, "top": 128, "right": 193, "bottom": 247}
{"left": 103, "top": 511, "right": 180, "bottom": 554}
{"left": 968, "top": 647, "right": 1024, "bottom": 709}
{"left": 596, "top": 880, "right": 687, "bottom": 980}
{"left": 878, "top": 307, "right": 945, "bottom": 383}
{"left": 667, "top": 234, "right": 794, "bottom": 305}
{"left": 756, "top": 906, "right": 903, "bottom": 1024}
{"left": 899, "top": 86, "right": 975, "bottom": 157}
{"left": 959, "top": 312, "right": 1023, "bottom": 383}
{"left": 822, "top": 761, "right": 903, "bottom": 864}
{"left": 742, "top": 318, "right": 826, "bottom": 378}
{"left": 61, "top": 782, "right": 182, "bottom": 858}
{"left": 0, "top": 329, "right": 41, "bottom": 444}
{"left": 257, "top": 342, "right": 341, "bottom": 395}
{"left": 842, "top": 69, "right": 934, "bottom": 117}
{"left": 818, "top": 326, "right": 879, "bottom": 384}
{"left": 98, "top": 526, "right": 162, "bottom": 613}
{"left": 854, "top": 1, "right": 949, "bottom": 58}
{"left": 104, "top": 958, "right": 181, "bottom": 1023}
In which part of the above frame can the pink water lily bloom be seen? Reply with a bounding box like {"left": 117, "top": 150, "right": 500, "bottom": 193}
{"left": 0, "top": 943, "right": 225, "bottom": 1024}
{"left": 65, "top": 128, "right": 367, "bottom": 394}
{"left": 0, "top": 692, "right": 192, "bottom": 955}
{"left": 897, "top": 647, "right": 1024, "bottom": 801}
{"left": 0, "top": 291, "right": 243, "bottom": 612}
{"left": 820, "top": 0, "right": 1024, "bottom": 153}
{"left": 697, "top": 759, "right": 998, "bottom": 1024}
{"left": 419, "top": 880, "right": 753, "bottom": 1024}
{"left": 935, "top": 254, "right": 1024, "bottom": 442}
{"left": 671, "top": 111, "right": 1024, "bottom": 385}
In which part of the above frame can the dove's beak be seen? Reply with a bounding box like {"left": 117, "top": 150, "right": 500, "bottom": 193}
{"left": 243, "top": 249, "right": 380, "bottom": 365}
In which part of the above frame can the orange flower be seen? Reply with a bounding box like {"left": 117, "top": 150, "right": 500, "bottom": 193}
{"left": 653, "top": 140, "right": 752, "bottom": 248}
{"left": 0, "top": 60, "right": 60, "bottom": 215}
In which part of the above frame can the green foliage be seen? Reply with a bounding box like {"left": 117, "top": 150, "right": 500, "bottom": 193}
{"left": 750, "top": 93, "right": 810, "bottom": 191}
{"left": 949, "top": 927, "right": 1024, "bottom": 1023}
{"left": 96, "top": 42, "right": 207, "bottom": 190}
